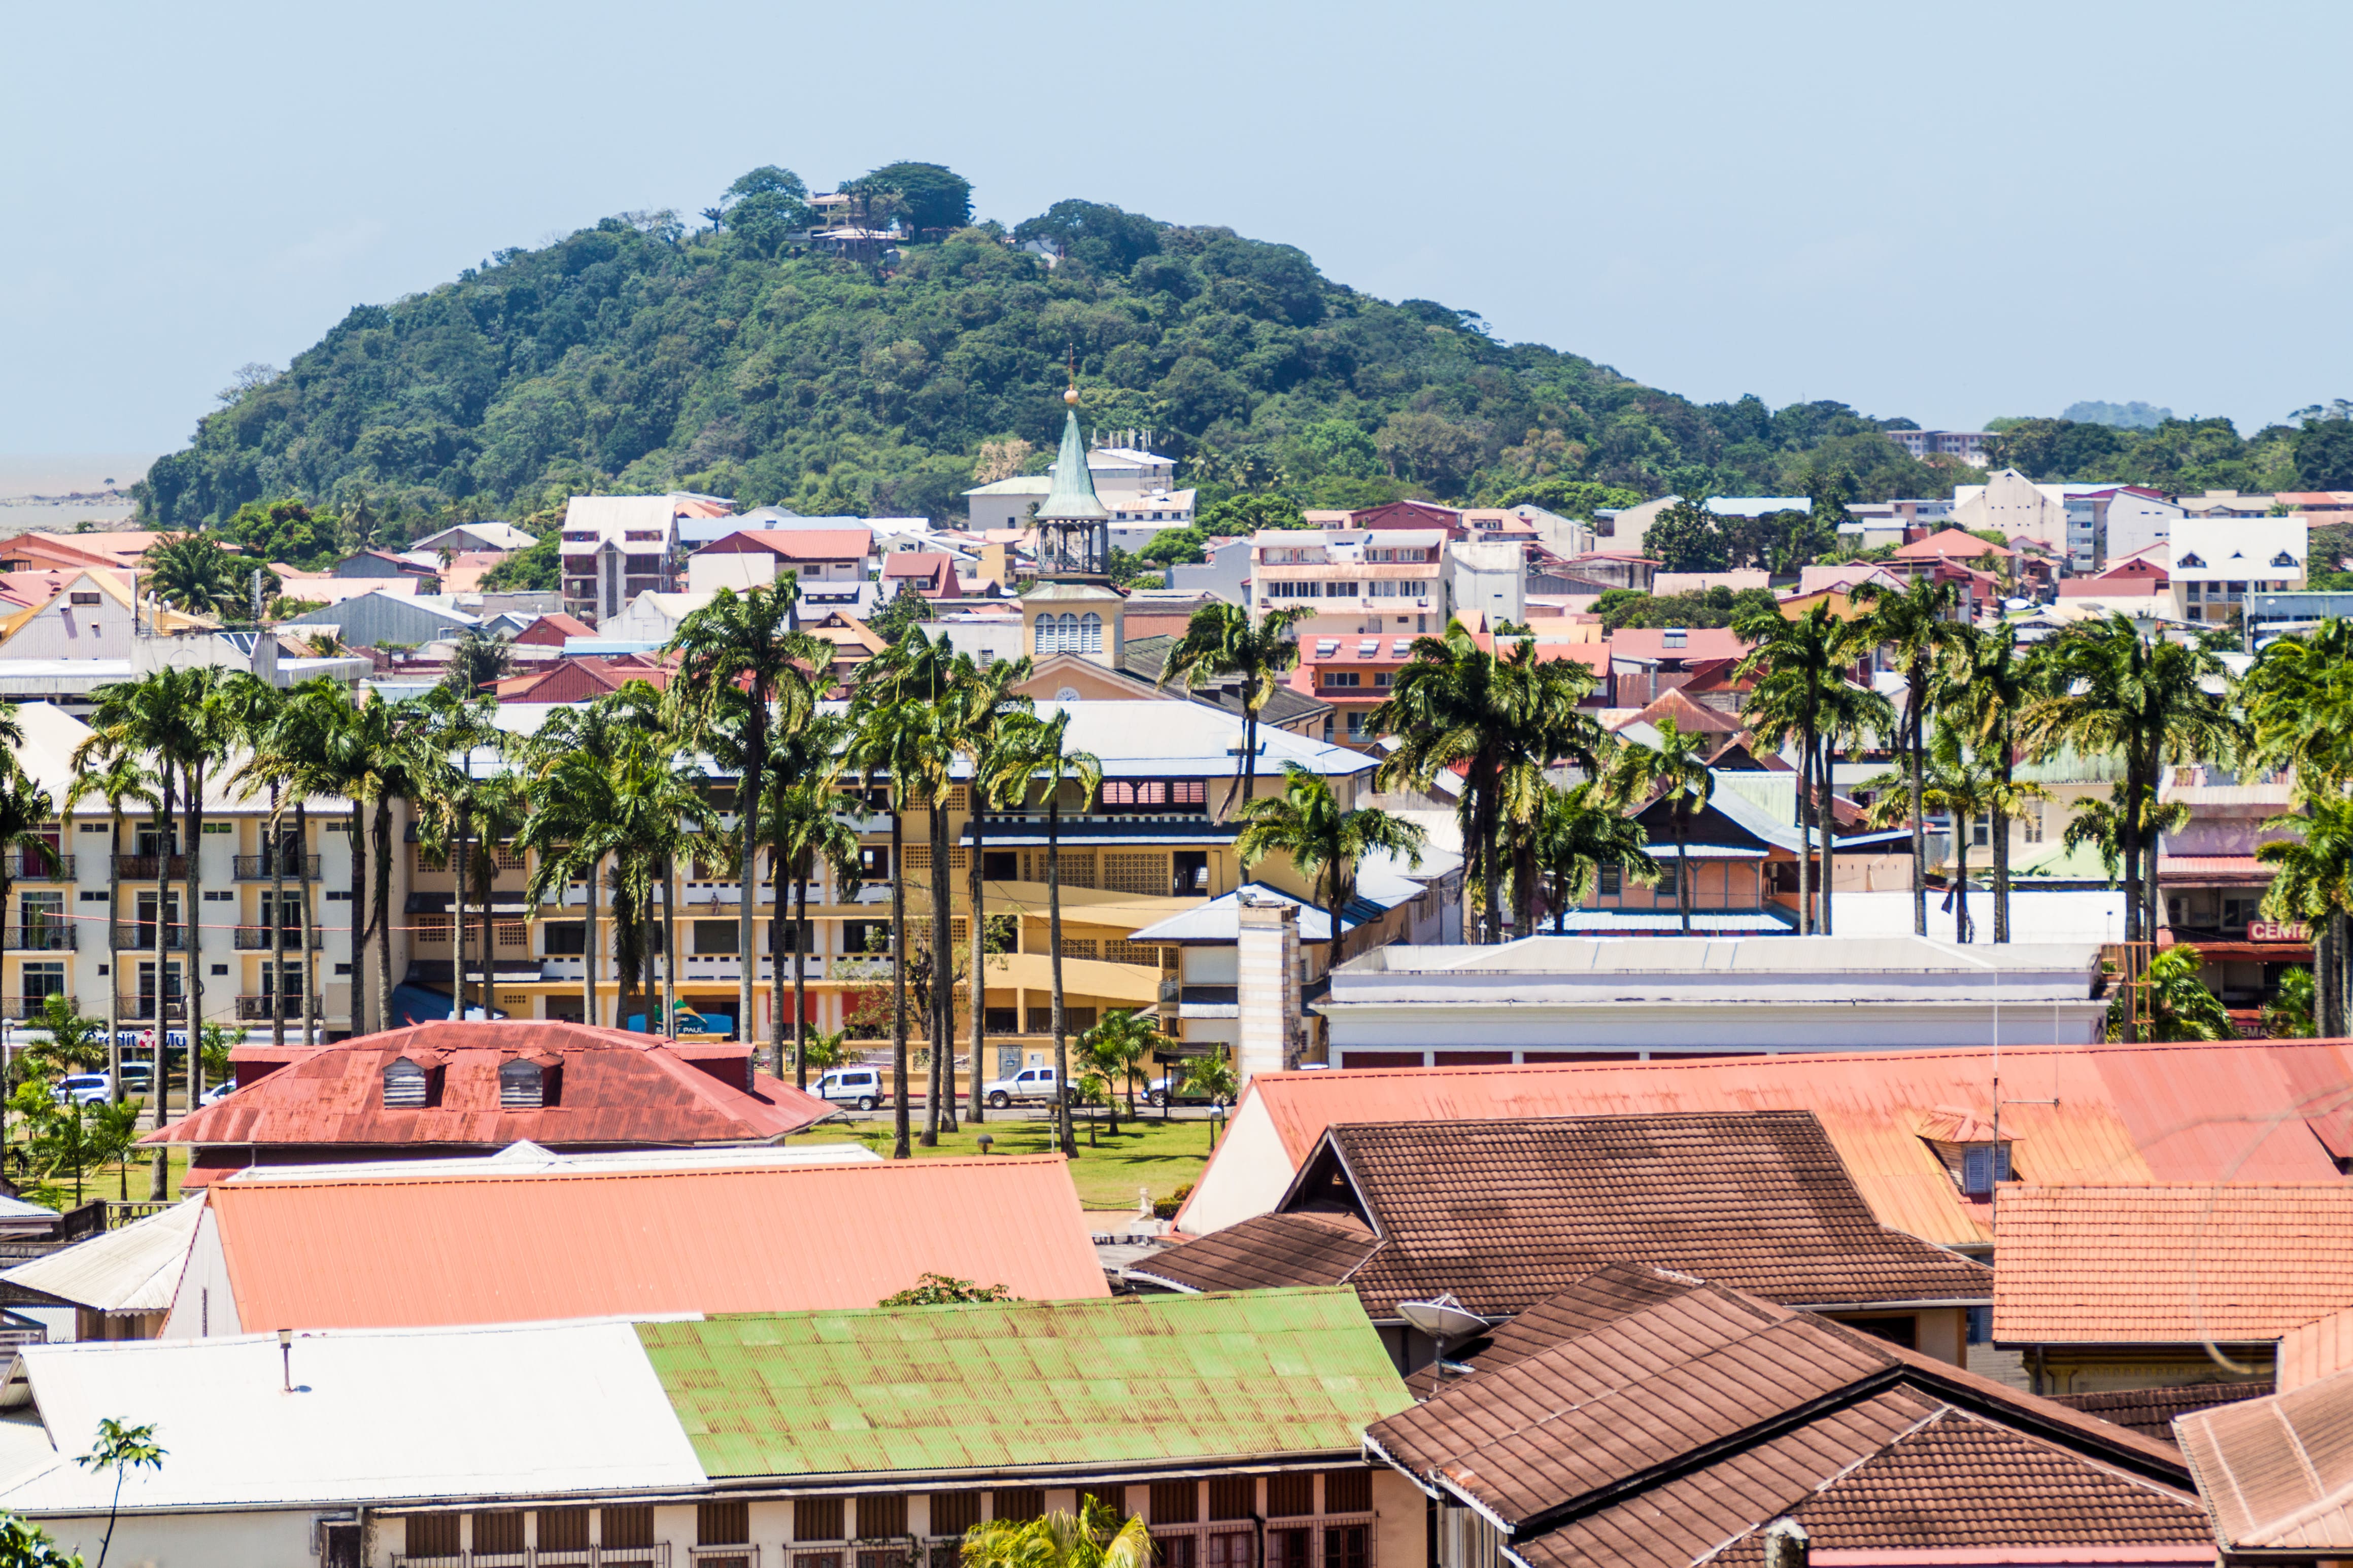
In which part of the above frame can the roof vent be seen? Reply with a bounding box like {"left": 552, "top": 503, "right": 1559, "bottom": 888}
{"left": 383, "top": 1057, "right": 429, "bottom": 1109}
{"left": 1662, "top": 628, "right": 1688, "bottom": 649}
{"left": 498, "top": 1058, "right": 545, "bottom": 1110}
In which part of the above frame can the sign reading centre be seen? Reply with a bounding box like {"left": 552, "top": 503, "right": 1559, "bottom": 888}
{"left": 2248, "top": 920, "right": 2313, "bottom": 943}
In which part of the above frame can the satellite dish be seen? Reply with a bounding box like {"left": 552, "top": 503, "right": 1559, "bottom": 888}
{"left": 1397, "top": 1294, "right": 1486, "bottom": 1345}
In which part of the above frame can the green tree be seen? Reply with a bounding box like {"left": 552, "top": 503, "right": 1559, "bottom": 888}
{"left": 1610, "top": 716, "right": 1715, "bottom": 933}
{"left": 74, "top": 1418, "right": 163, "bottom": 1568}
{"left": 1156, "top": 603, "right": 1310, "bottom": 817}
{"left": 982, "top": 712, "right": 1100, "bottom": 1157}
{"left": 854, "top": 161, "right": 973, "bottom": 234}
{"left": 1859, "top": 729, "right": 2044, "bottom": 944}
{"left": 2267, "top": 966, "right": 2318, "bottom": 1038}
{"left": 962, "top": 1498, "right": 1153, "bottom": 1568}
{"left": 759, "top": 719, "right": 863, "bottom": 1084}
{"left": 1937, "top": 623, "right": 2044, "bottom": 943}
{"left": 723, "top": 165, "right": 814, "bottom": 255}
{"left": 1181, "top": 1051, "right": 1239, "bottom": 1106}
{"left": 2118, "top": 945, "right": 2232, "bottom": 1041}
{"left": 1233, "top": 765, "right": 1426, "bottom": 952}
{"left": 1530, "top": 782, "right": 1657, "bottom": 932}
{"left": 946, "top": 655, "right": 1035, "bottom": 1122}
{"left": 1640, "top": 499, "right": 1728, "bottom": 572}
{"left": 139, "top": 532, "right": 246, "bottom": 618}
{"left": 1849, "top": 574, "right": 1963, "bottom": 936}
{"left": 1734, "top": 601, "right": 1846, "bottom": 935}
{"left": 877, "top": 1272, "right": 1012, "bottom": 1307}
{"left": 1079, "top": 1008, "right": 1164, "bottom": 1125}
{"left": 0, "top": 768, "right": 57, "bottom": 991}
{"left": 2259, "top": 795, "right": 2353, "bottom": 1037}
{"left": 0, "top": 1513, "right": 85, "bottom": 1567}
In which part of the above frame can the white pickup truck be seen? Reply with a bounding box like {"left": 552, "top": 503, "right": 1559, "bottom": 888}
{"left": 980, "top": 1066, "right": 1070, "bottom": 1109}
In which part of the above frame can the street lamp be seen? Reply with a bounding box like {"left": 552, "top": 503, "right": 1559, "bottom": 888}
{"left": 1208, "top": 1101, "right": 1226, "bottom": 1152}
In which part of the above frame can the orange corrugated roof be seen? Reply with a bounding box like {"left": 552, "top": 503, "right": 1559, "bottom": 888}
{"left": 209, "top": 1154, "right": 1107, "bottom": 1331}
{"left": 1993, "top": 1184, "right": 2353, "bottom": 1344}
{"left": 1217, "top": 1042, "right": 2353, "bottom": 1249}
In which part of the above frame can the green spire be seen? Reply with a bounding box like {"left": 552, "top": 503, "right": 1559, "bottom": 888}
{"left": 1038, "top": 409, "right": 1109, "bottom": 522}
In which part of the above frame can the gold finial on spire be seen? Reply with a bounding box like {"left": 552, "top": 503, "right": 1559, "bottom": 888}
{"left": 1065, "top": 345, "right": 1079, "bottom": 404}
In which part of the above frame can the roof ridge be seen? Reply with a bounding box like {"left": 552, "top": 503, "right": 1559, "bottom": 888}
{"left": 1689, "top": 1401, "right": 1956, "bottom": 1566}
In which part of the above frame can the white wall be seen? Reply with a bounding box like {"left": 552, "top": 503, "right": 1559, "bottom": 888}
{"left": 0, "top": 587, "right": 133, "bottom": 660}
{"left": 1174, "top": 1091, "right": 1299, "bottom": 1235}
{"left": 686, "top": 552, "right": 777, "bottom": 593}
{"left": 2107, "top": 493, "right": 2181, "bottom": 562}
{"left": 39, "top": 1506, "right": 321, "bottom": 1568}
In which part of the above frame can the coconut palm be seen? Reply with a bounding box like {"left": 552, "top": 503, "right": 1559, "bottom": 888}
{"left": 519, "top": 733, "right": 625, "bottom": 1028}
{"left": 962, "top": 1497, "right": 1152, "bottom": 1568}
{"left": 140, "top": 530, "right": 243, "bottom": 618}
{"left": 1078, "top": 1008, "right": 1165, "bottom": 1127}
{"left": 1734, "top": 600, "right": 1849, "bottom": 934}
{"left": 2023, "top": 614, "right": 2234, "bottom": 946}
{"left": 2120, "top": 945, "right": 2233, "bottom": 1041}
{"left": 2240, "top": 618, "right": 2353, "bottom": 789}
{"left": 1847, "top": 573, "right": 1963, "bottom": 936}
{"left": 1156, "top": 601, "right": 1311, "bottom": 817}
{"left": 945, "top": 652, "right": 1035, "bottom": 1122}
{"left": 1531, "top": 782, "right": 1659, "bottom": 932}
{"left": 1610, "top": 716, "right": 1716, "bottom": 933}
{"left": 2266, "top": 965, "right": 2318, "bottom": 1038}
{"left": 758, "top": 727, "right": 863, "bottom": 1086}
{"left": 1860, "top": 729, "right": 2047, "bottom": 944}
{"left": 1938, "top": 622, "right": 2045, "bottom": 943}
{"left": 235, "top": 678, "right": 356, "bottom": 1048}
{"left": 663, "top": 581, "right": 827, "bottom": 1053}
{"left": 982, "top": 710, "right": 1100, "bottom": 1158}
{"left": 412, "top": 693, "right": 505, "bottom": 1019}
{"left": 1233, "top": 765, "right": 1427, "bottom": 956}
{"left": 2259, "top": 795, "right": 2353, "bottom": 1037}
{"left": 0, "top": 765, "right": 57, "bottom": 968}
{"left": 1371, "top": 621, "right": 1602, "bottom": 945}
{"left": 63, "top": 748, "right": 157, "bottom": 1098}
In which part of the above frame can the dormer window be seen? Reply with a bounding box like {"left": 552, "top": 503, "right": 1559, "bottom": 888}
{"left": 1958, "top": 1142, "right": 2012, "bottom": 1196}
{"left": 499, "top": 1059, "right": 544, "bottom": 1109}
{"left": 383, "top": 1057, "right": 429, "bottom": 1109}
{"left": 2178, "top": 551, "right": 2206, "bottom": 569}
{"left": 2272, "top": 551, "right": 2298, "bottom": 568}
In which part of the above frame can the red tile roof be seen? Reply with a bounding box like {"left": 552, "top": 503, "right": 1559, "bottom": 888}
{"left": 1894, "top": 528, "right": 2017, "bottom": 560}
{"left": 1366, "top": 1277, "right": 2207, "bottom": 1568}
{"left": 702, "top": 528, "right": 874, "bottom": 561}
{"left": 510, "top": 612, "right": 596, "bottom": 645}
{"left": 145, "top": 1021, "right": 831, "bottom": 1183}
{"left": 1609, "top": 626, "right": 1753, "bottom": 663}
{"left": 1993, "top": 1184, "right": 2353, "bottom": 1345}
{"left": 2050, "top": 1382, "right": 2273, "bottom": 1442}
{"left": 1195, "top": 1042, "right": 2353, "bottom": 1250}
{"left": 1619, "top": 684, "right": 1745, "bottom": 735}
{"left": 1143, "top": 1112, "right": 1991, "bottom": 1314}
{"left": 204, "top": 1153, "right": 1107, "bottom": 1330}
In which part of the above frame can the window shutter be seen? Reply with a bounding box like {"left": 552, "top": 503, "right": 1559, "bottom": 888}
{"left": 1962, "top": 1145, "right": 1993, "bottom": 1196}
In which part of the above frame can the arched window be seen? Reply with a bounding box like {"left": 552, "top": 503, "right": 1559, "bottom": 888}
{"left": 499, "top": 1058, "right": 544, "bottom": 1110}
{"left": 1034, "top": 616, "right": 1053, "bottom": 655}
{"left": 1058, "top": 614, "right": 1079, "bottom": 653}
{"left": 1080, "top": 613, "right": 1103, "bottom": 653}
{"left": 383, "top": 1057, "right": 428, "bottom": 1109}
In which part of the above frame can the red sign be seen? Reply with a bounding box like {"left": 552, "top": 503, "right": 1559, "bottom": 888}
{"left": 2248, "top": 921, "right": 2312, "bottom": 943}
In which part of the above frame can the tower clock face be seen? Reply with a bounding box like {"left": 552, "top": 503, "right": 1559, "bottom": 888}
{"left": 1056, "top": 687, "right": 1082, "bottom": 702}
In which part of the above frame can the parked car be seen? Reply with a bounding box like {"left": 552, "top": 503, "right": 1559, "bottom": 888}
{"left": 199, "top": 1079, "right": 235, "bottom": 1106}
{"left": 50, "top": 1074, "right": 110, "bottom": 1107}
{"left": 813, "top": 1067, "right": 886, "bottom": 1111}
{"left": 981, "top": 1066, "right": 1070, "bottom": 1109}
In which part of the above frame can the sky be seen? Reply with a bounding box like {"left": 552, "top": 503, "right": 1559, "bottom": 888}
{"left": 5, "top": 0, "right": 2348, "bottom": 470}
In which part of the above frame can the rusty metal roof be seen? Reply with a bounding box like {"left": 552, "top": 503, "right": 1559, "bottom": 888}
{"left": 207, "top": 1154, "right": 1107, "bottom": 1331}
{"left": 638, "top": 1286, "right": 1409, "bottom": 1481}
{"left": 1203, "top": 1041, "right": 2353, "bottom": 1249}
{"left": 145, "top": 1021, "right": 831, "bottom": 1178}
{"left": 1994, "top": 1184, "right": 2353, "bottom": 1345}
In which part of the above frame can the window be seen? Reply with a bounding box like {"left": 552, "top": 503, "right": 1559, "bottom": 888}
{"left": 1208, "top": 1478, "right": 1254, "bottom": 1521}
{"left": 1325, "top": 672, "right": 1360, "bottom": 688}
{"left": 1655, "top": 863, "right": 1678, "bottom": 897}
{"left": 383, "top": 1057, "right": 429, "bottom": 1108}
{"left": 603, "top": 1508, "right": 655, "bottom": 1550}
{"left": 699, "top": 1501, "right": 751, "bottom": 1547}
{"left": 20, "top": 962, "right": 63, "bottom": 1005}
{"left": 404, "top": 1515, "right": 461, "bottom": 1559}
{"left": 68, "top": 592, "right": 100, "bottom": 606}
{"left": 694, "top": 919, "right": 740, "bottom": 955}
{"left": 2178, "top": 551, "right": 2206, "bottom": 568}
{"left": 797, "top": 1498, "right": 846, "bottom": 1541}
{"left": 2022, "top": 800, "right": 2044, "bottom": 845}
{"left": 542, "top": 922, "right": 586, "bottom": 955}
{"left": 1322, "top": 1472, "right": 1371, "bottom": 1513}
{"left": 538, "top": 1510, "right": 590, "bottom": 1552}
{"left": 1267, "top": 1474, "right": 1314, "bottom": 1518}
{"left": 473, "top": 1512, "right": 524, "bottom": 1555}
{"left": 1971, "top": 814, "right": 1992, "bottom": 849}
{"left": 1598, "top": 864, "right": 1621, "bottom": 896}
{"left": 1080, "top": 612, "right": 1103, "bottom": 653}
{"left": 992, "top": 1490, "right": 1044, "bottom": 1525}
{"left": 498, "top": 1059, "right": 544, "bottom": 1109}
{"left": 858, "top": 1495, "right": 907, "bottom": 1537}
{"left": 929, "top": 1493, "right": 982, "bottom": 1536}
{"left": 1150, "top": 1483, "right": 1200, "bottom": 1524}
{"left": 1960, "top": 1142, "right": 2012, "bottom": 1196}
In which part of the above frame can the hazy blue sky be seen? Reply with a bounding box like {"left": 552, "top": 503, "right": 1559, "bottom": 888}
{"left": 6, "top": 0, "right": 2346, "bottom": 462}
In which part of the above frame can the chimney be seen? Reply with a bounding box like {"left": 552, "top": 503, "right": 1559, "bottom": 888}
{"left": 1236, "top": 893, "right": 1302, "bottom": 1085}
{"left": 1762, "top": 1519, "right": 1808, "bottom": 1568}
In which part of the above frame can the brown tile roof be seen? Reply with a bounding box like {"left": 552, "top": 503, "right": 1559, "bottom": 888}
{"left": 1994, "top": 1184, "right": 2353, "bottom": 1345}
{"left": 1143, "top": 1112, "right": 1990, "bottom": 1315}
{"left": 1403, "top": 1262, "right": 1705, "bottom": 1397}
{"left": 2178, "top": 1366, "right": 2353, "bottom": 1553}
{"left": 1366, "top": 1278, "right": 2208, "bottom": 1568}
{"left": 142, "top": 1021, "right": 832, "bottom": 1183}
{"left": 2050, "top": 1382, "right": 2274, "bottom": 1442}
{"left": 1126, "top": 1212, "right": 1375, "bottom": 1294}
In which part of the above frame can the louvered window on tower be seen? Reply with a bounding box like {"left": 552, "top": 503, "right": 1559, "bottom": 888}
{"left": 499, "top": 1059, "right": 544, "bottom": 1109}
{"left": 382, "top": 1057, "right": 428, "bottom": 1109}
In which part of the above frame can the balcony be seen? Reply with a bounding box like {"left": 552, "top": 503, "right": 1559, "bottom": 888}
{"left": 3, "top": 854, "right": 73, "bottom": 881}
{"left": 1, "top": 996, "right": 74, "bottom": 1021}
{"left": 392, "top": 1549, "right": 667, "bottom": 1568}
{"left": 232, "top": 854, "right": 322, "bottom": 881}
{"left": 113, "top": 855, "right": 190, "bottom": 881}
{"left": 233, "top": 995, "right": 314, "bottom": 1022}
{"left": 231, "top": 926, "right": 322, "bottom": 950}
{"left": 3, "top": 926, "right": 75, "bottom": 952}
{"left": 114, "top": 995, "right": 186, "bottom": 1022}
{"left": 113, "top": 925, "right": 186, "bottom": 951}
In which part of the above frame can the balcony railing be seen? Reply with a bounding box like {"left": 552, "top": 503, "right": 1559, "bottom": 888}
{"left": 113, "top": 925, "right": 186, "bottom": 951}
{"left": 3, "top": 927, "right": 74, "bottom": 952}
{"left": 234, "top": 995, "right": 313, "bottom": 1022}
{"left": 3, "top": 854, "right": 73, "bottom": 880}
{"left": 113, "top": 854, "right": 190, "bottom": 880}
{"left": 2, "top": 996, "right": 73, "bottom": 1021}
{"left": 114, "top": 995, "right": 186, "bottom": 1022}
{"left": 391, "top": 1548, "right": 668, "bottom": 1567}
{"left": 232, "top": 854, "right": 322, "bottom": 881}
{"left": 231, "top": 926, "right": 321, "bottom": 950}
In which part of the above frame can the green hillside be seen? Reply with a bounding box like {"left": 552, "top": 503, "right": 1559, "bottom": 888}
{"left": 134, "top": 164, "right": 2351, "bottom": 536}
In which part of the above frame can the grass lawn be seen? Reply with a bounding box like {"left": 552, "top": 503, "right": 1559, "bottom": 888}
{"left": 794, "top": 1108, "right": 1217, "bottom": 1211}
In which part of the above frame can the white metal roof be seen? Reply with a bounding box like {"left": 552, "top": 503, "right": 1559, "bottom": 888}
{"left": 0, "top": 1320, "right": 705, "bottom": 1513}
{"left": 0, "top": 1198, "right": 204, "bottom": 1315}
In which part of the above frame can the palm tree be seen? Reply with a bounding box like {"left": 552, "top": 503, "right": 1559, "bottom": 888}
{"left": 0, "top": 765, "right": 57, "bottom": 973}
{"left": 963, "top": 1499, "right": 1152, "bottom": 1568}
{"left": 1156, "top": 601, "right": 1311, "bottom": 817}
{"left": 1233, "top": 765, "right": 1427, "bottom": 957}
{"left": 141, "top": 530, "right": 243, "bottom": 618}
{"left": 1079, "top": 1008, "right": 1165, "bottom": 1128}
{"left": 520, "top": 740, "right": 623, "bottom": 1027}
{"left": 2241, "top": 621, "right": 2353, "bottom": 1031}
{"left": 2121, "top": 945, "right": 2233, "bottom": 1041}
{"left": 1860, "top": 729, "right": 2048, "bottom": 943}
{"left": 238, "top": 678, "right": 354, "bottom": 1048}
{"left": 1938, "top": 622, "right": 2044, "bottom": 943}
{"left": 1734, "top": 600, "right": 1848, "bottom": 934}
{"left": 412, "top": 693, "right": 504, "bottom": 1019}
{"left": 2258, "top": 795, "right": 2353, "bottom": 1037}
{"left": 945, "top": 652, "right": 1035, "bottom": 1123}
{"left": 664, "top": 581, "right": 826, "bottom": 1052}
{"left": 2023, "top": 614, "right": 2233, "bottom": 947}
{"left": 983, "top": 711, "right": 1100, "bottom": 1158}
{"left": 2266, "top": 966, "right": 2318, "bottom": 1038}
{"left": 1371, "top": 621, "right": 1602, "bottom": 944}
{"left": 1610, "top": 716, "right": 1715, "bottom": 933}
{"left": 74, "top": 1416, "right": 165, "bottom": 1568}
{"left": 1848, "top": 573, "right": 1962, "bottom": 936}
{"left": 760, "top": 747, "right": 863, "bottom": 1085}
{"left": 1531, "top": 782, "right": 1659, "bottom": 932}
{"left": 64, "top": 749, "right": 157, "bottom": 1098}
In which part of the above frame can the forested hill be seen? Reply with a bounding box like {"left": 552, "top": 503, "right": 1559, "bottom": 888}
{"left": 135, "top": 172, "right": 2336, "bottom": 534}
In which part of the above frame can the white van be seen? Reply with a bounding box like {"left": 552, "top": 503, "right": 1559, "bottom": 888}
{"left": 812, "top": 1068, "right": 884, "bottom": 1110}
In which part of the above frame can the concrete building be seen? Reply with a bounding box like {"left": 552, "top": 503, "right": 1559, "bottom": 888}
{"left": 558, "top": 493, "right": 732, "bottom": 624}
{"left": 1449, "top": 539, "right": 1525, "bottom": 630}
{"left": 1251, "top": 529, "right": 1447, "bottom": 638}
{"left": 1314, "top": 934, "right": 2109, "bottom": 1064}
{"left": 2170, "top": 514, "right": 2306, "bottom": 622}
{"left": 1886, "top": 428, "right": 1994, "bottom": 465}
{"left": 964, "top": 439, "right": 1193, "bottom": 539}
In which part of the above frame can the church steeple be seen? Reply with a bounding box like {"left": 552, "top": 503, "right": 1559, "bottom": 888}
{"left": 1035, "top": 381, "right": 1110, "bottom": 579}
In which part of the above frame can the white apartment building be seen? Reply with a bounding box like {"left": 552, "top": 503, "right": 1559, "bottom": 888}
{"left": 1887, "top": 429, "right": 1994, "bottom": 466}
{"left": 6, "top": 704, "right": 379, "bottom": 1039}
{"left": 2171, "top": 515, "right": 2306, "bottom": 623}
{"left": 964, "top": 442, "right": 1195, "bottom": 542}
{"left": 559, "top": 494, "right": 733, "bottom": 624}
{"left": 1251, "top": 529, "right": 1448, "bottom": 637}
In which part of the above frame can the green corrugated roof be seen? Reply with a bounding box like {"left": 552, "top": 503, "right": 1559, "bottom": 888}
{"left": 638, "top": 1287, "right": 1410, "bottom": 1482}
